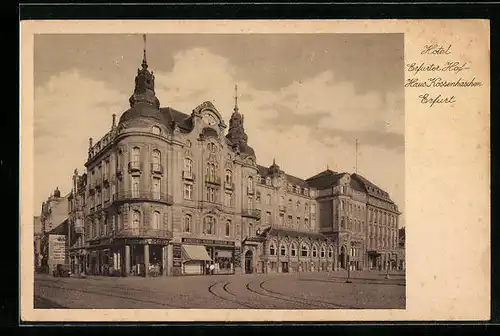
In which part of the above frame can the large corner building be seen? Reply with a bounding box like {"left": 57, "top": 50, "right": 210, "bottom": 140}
{"left": 66, "top": 46, "right": 402, "bottom": 277}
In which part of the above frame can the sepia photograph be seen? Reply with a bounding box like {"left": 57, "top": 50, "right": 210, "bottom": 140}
{"left": 32, "top": 32, "right": 406, "bottom": 310}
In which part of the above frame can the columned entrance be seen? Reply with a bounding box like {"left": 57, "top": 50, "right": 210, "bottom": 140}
{"left": 245, "top": 250, "right": 253, "bottom": 274}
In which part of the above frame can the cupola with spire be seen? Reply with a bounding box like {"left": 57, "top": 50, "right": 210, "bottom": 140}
{"left": 128, "top": 34, "right": 160, "bottom": 109}
{"left": 226, "top": 85, "right": 253, "bottom": 155}
{"left": 269, "top": 158, "right": 281, "bottom": 176}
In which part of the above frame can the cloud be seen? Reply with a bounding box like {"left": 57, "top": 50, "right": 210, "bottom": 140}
{"left": 34, "top": 48, "right": 405, "bottom": 226}
{"left": 34, "top": 70, "right": 127, "bottom": 211}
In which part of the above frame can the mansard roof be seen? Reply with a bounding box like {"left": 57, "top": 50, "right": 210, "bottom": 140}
{"left": 305, "top": 169, "right": 344, "bottom": 190}
{"left": 351, "top": 173, "right": 395, "bottom": 204}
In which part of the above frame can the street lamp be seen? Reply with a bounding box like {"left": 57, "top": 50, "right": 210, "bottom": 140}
{"left": 385, "top": 260, "right": 390, "bottom": 279}
{"left": 345, "top": 255, "right": 352, "bottom": 283}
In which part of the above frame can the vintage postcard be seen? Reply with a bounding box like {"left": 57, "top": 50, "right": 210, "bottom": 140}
{"left": 20, "top": 19, "right": 490, "bottom": 322}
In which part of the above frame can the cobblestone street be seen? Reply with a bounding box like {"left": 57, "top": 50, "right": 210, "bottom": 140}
{"left": 34, "top": 270, "right": 405, "bottom": 309}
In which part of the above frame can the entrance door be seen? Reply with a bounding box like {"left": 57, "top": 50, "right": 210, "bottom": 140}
{"left": 282, "top": 262, "right": 289, "bottom": 273}
{"left": 245, "top": 250, "right": 253, "bottom": 274}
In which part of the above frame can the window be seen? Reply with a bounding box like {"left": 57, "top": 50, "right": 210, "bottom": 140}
{"left": 224, "top": 192, "right": 232, "bottom": 207}
{"left": 131, "top": 176, "right": 140, "bottom": 197}
{"left": 291, "top": 244, "right": 297, "bottom": 257}
{"left": 266, "top": 194, "right": 272, "bottom": 205}
{"left": 132, "top": 147, "right": 140, "bottom": 162}
{"left": 280, "top": 245, "right": 287, "bottom": 256}
{"left": 328, "top": 247, "right": 333, "bottom": 258}
{"left": 266, "top": 177, "right": 271, "bottom": 186}
{"left": 225, "top": 170, "right": 232, "bottom": 183}
{"left": 152, "top": 149, "right": 161, "bottom": 165}
{"left": 152, "top": 211, "right": 161, "bottom": 230}
{"left": 247, "top": 176, "right": 254, "bottom": 193}
{"left": 248, "top": 223, "right": 253, "bottom": 237}
{"left": 296, "top": 217, "right": 300, "bottom": 227}
{"left": 287, "top": 215, "right": 292, "bottom": 227}
{"left": 266, "top": 211, "right": 271, "bottom": 225}
{"left": 206, "top": 187, "right": 216, "bottom": 202}
{"left": 247, "top": 197, "right": 253, "bottom": 209}
{"left": 301, "top": 244, "right": 309, "bottom": 257}
{"left": 320, "top": 247, "right": 326, "bottom": 258}
{"left": 279, "top": 214, "right": 284, "bottom": 226}
{"left": 184, "top": 158, "right": 193, "bottom": 175}
{"left": 225, "top": 220, "right": 231, "bottom": 236}
{"left": 183, "top": 215, "right": 191, "bottom": 233}
{"left": 269, "top": 243, "right": 276, "bottom": 256}
{"left": 204, "top": 216, "right": 215, "bottom": 235}
{"left": 256, "top": 192, "right": 261, "bottom": 203}
{"left": 305, "top": 202, "right": 309, "bottom": 212}
{"left": 132, "top": 210, "right": 140, "bottom": 229}
{"left": 186, "top": 140, "right": 192, "bottom": 148}
{"left": 304, "top": 217, "right": 309, "bottom": 228}
{"left": 288, "top": 199, "right": 292, "bottom": 208}
{"left": 206, "top": 163, "right": 216, "bottom": 181}
{"left": 207, "top": 142, "right": 216, "bottom": 152}
{"left": 152, "top": 126, "right": 161, "bottom": 135}
{"left": 296, "top": 201, "right": 300, "bottom": 211}
{"left": 152, "top": 177, "right": 161, "bottom": 199}
{"left": 184, "top": 184, "right": 193, "bottom": 200}
{"left": 311, "top": 203, "right": 316, "bottom": 213}
{"left": 312, "top": 246, "right": 318, "bottom": 258}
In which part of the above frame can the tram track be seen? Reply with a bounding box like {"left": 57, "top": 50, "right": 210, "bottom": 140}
{"left": 207, "top": 281, "right": 256, "bottom": 309}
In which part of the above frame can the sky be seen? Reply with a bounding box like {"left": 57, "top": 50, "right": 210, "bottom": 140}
{"left": 34, "top": 33, "right": 405, "bottom": 226}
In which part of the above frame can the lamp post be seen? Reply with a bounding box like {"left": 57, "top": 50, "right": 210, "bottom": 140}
{"left": 385, "top": 260, "right": 390, "bottom": 279}
{"left": 345, "top": 255, "right": 352, "bottom": 283}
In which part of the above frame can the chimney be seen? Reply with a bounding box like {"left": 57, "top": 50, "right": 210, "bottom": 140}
{"left": 89, "top": 137, "right": 93, "bottom": 149}
{"left": 112, "top": 114, "right": 116, "bottom": 128}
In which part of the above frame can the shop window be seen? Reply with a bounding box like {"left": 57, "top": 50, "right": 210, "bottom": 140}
{"left": 270, "top": 243, "right": 276, "bottom": 256}
{"left": 183, "top": 215, "right": 192, "bottom": 233}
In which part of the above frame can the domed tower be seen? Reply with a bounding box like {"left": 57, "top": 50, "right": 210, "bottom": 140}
{"left": 226, "top": 85, "right": 249, "bottom": 149}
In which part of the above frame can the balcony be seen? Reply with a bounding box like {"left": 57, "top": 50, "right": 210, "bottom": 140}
{"left": 103, "top": 174, "right": 110, "bottom": 186}
{"left": 224, "top": 181, "right": 234, "bottom": 190}
{"left": 151, "top": 163, "right": 164, "bottom": 175}
{"left": 182, "top": 171, "right": 195, "bottom": 181}
{"left": 205, "top": 175, "right": 221, "bottom": 185}
{"left": 128, "top": 161, "right": 142, "bottom": 173}
{"left": 113, "top": 190, "right": 173, "bottom": 205}
{"left": 108, "top": 227, "right": 173, "bottom": 239}
{"left": 279, "top": 205, "right": 287, "bottom": 213}
{"left": 95, "top": 179, "right": 102, "bottom": 190}
{"left": 242, "top": 208, "right": 261, "bottom": 219}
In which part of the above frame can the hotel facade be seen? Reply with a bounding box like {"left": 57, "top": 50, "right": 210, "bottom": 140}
{"left": 63, "top": 49, "right": 401, "bottom": 277}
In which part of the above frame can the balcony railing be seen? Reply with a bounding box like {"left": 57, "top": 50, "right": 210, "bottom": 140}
{"left": 113, "top": 190, "right": 173, "bottom": 205}
{"left": 205, "top": 175, "right": 221, "bottom": 185}
{"left": 224, "top": 181, "right": 234, "bottom": 190}
{"left": 151, "top": 163, "right": 164, "bottom": 174}
{"left": 128, "top": 161, "right": 142, "bottom": 173}
{"left": 106, "top": 228, "right": 173, "bottom": 239}
{"left": 242, "top": 208, "right": 261, "bottom": 219}
{"left": 182, "top": 171, "right": 195, "bottom": 181}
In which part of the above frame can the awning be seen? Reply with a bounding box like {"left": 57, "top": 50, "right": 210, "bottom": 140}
{"left": 182, "top": 245, "right": 212, "bottom": 261}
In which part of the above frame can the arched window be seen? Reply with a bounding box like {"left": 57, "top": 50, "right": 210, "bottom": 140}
{"left": 320, "top": 246, "right": 326, "bottom": 258}
{"left": 296, "top": 201, "right": 300, "bottom": 211}
{"left": 132, "top": 147, "right": 140, "bottom": 162}
{"left": 225, "top": 170, "right": 232, "bottom": 183}
{"left": 247, "top": 176, "right": 254, "bottom": 193}
{"left": 269, "top": 242, "right": 276, "bottom": 256}
{"left": 312, "top": 246, "right": 318, "bottom": 258}
{"left": 328, "top": 247, "right": 333, "bottom": 258}
{"left": 132, "top": 210, "right": 140, "bottom": 229}
{"left": 301, "top": 244, "right": 309, "bottom": 257}
{"left": 305, "top": 202, "right": 309, "bottom": 212}
{"left": 291, "top": 243, "right": 297, "bottom": 257}
{"left": 152, "top": 149, "right": 161, "bottom": 165}
{"left": 183, "top": 215, "right": 191, "bottom": 233}
{"left": 225, "top": 220, "right": 231, "bottom": 236}
{"left": 152, "top": 126, "right": 161, "bottom": 135}
{"left": 152, "top": 211, "right": 161, "bottom": 230}
{"left": 267, "top": 194, "right": 272, "bottom": 205}
{"left": 280, "top": 244, "right": 287, "bottom": 256}
{"left": 204, "top": 216, "right": 215, "bottom": 235}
